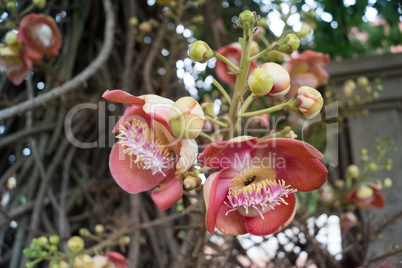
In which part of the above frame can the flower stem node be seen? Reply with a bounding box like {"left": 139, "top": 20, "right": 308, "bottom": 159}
{"left": 67, "top": 236, "right": 84, "bottom": 253}
{"left": 275, "top": 34, "right": 300, "bottom": 55}
{"left": 248, "top": 68, "right": 273, "bottom": 96}
{"left": 168, "top": 97, "right": 205, "bottom": 139}
{"left": 33, "top": 0, "right": 46, "bottom": 9}
{"left": 236, "top": 10, "right": 256, "bottom": 30}
{"left": 346, "top": 165, "right": 360, "bottom": 179}
{"left": 287, "top": 86, "right": 323, "bottom": 119}
{"left": 188, "top": 41, "right": 214, "bottom": 63}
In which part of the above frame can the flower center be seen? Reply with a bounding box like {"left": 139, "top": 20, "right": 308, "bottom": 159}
{"left": 224, "top": 167, "right": 296, "bottom": 219}
{"left": 117, "top": 119, "right": 173, "bottom": 176}
{"left": 35, "top": 24, "right": 53, "bottom": 47}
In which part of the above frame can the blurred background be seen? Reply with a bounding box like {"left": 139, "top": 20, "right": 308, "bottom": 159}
{"left": 0, "top": 0, "right": 401, "bottom": 267}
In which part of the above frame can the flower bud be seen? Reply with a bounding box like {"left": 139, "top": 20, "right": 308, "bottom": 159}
{"left": 119, "top": 236, "right": 131, "bottom": 245}
{"left": 236, "top": 10, "right": 256, "bottom": 30}
{"left": 368, "top": 162, "right": 377, "bottom": 172}
{"left": 129, "top": 17, "right": 138, "bottom": 26}
{"left": 168, "top": 97, "right": 205, "bottom": 139}
{"left": 259, "top": 62, "right": 290, "bottom": 97}
{"left": 276, "top": 34, "right": 300, "bottom": 54}
{"left": 297, "top": 23, "right": 312, "bottom": 38}
{"left": 289, "top": 86, "right": 323, "bottom": 119}
{"left": 284, "top": 130, "right": 297, "bottom": 139}
{"left": 67, "top": 236, "right": 84, "bottom": 252}
{"left": 79, "top": 228, "right": 91, "bottom": 236}
{"left": 343, "top": 79, "right": 356, "bottom": 97}
{"left": 182, "top": 173, "right": 202, "bottom": 191}
{"left": 346, "top": 165, "right": 360, "bottom": 179}
{"left": 383, "top": 178, "right": 392, "bottom": 188}
{"left": 73, "top": 254, "right": 92, "bottom": 268}
{"left": 247, "top": 68, "right": 273, "bottom": 96}
{"left": 356, "top": 185, "right": 374, "bottom": 199}
{"left": 201, "top": 102, "right": 216, "bottom": 118}
{"left": 139, "top": 22, "right": 152, "bottom": 33}
{"left": 58, "top": 261, "right": 70, "bottom": 268}
{"left": 357, "top": 76, "right": 369, "bottom": 87}
{"left": 95, "top": 224, "right": 105, "bottom": 235}
{"left": 38, "top": 236, "right": 48, "bottom": 246}
{"left": 188, "top": 41, "right": 214, "bottom": 63}
{"left": 265, "top": 50, "right": 284, "bottom": 62}
{"left": 6, "top": 2, "right": 16, "bottom": 10}
{"left": 340, "top": 212, "right": 358, "bottom": 232}
{"left": 5, "top": 31, "right": 18, "bottom": 46}
{"left": 33, "top": 0, "right": 46, "bottom": 9}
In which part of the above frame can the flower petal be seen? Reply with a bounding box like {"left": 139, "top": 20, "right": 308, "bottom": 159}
{"left": 203, "top": 171, "right": 232, "bottom": 234}
{"left": 151, "top": 172, "right": 183, "bottom": 211}
{"left": 371, "top": 189, "right": 385, "bottom": 208}
{"left": 199, "top": 136, "right": 257, "bottom": 171}
{"left": 244, "top": 193, "right": 296, "bottom": 236}
{"left": 176, "top": 139, "right": 198, "bottom": 174}
{"left": 215, "top": 202, "right": 247, "bottom": 235}
{"left": 142, "top": 94, "right": 173, "bottom": 128}
{"left": 251, "top": 138, "right": 327, "bottom": 191}
{"left": 102, "top": 90, "right": 145, "bottom": 105}
{"left": 109, "top": 143, "right": 165, "bottom": 193}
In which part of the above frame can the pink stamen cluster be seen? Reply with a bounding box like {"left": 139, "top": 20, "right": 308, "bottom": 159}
{"left": 117, "top": 119, "right": 173, "bottom": 175}
{"left": 225, "top": 179, "right": 296, "bottom": 219}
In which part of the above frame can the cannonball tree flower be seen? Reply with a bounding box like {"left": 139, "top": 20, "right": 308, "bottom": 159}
{"left": 103, "top": 90, "right": 198, "bottom": 211}
{"left": 18, "top": 13, "right": 62, "bottom": 62}
{"left": 347, "top": 184, "right": 385, "bottom": 209}
{"left": 285, "top": 50, "right": 330, "bottom": 97}
{"left": 216, "top": 42, "right": 258, "bottom": 84}
{"left": 0, "top": 43, "right": 32, "bottom": 85}
{"left": 200, "top": 136, "right": 327, "bottom": 235}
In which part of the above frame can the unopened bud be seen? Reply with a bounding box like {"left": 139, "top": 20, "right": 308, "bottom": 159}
{"left": 357, "top": 76, "right": 369, "bottom": 87}
{"left": 168, "top": 97, "right": 205, "bottom": 139}
{"left": 188, "top": 41, "right": 214, "bottom": 63}
{"left": 139, "top": 22, "right": 152, "bottom": 33}
{"left": 38, "top": 236, "right": 48, "bottom": 246}
{"left": 201, "top": 102, "right": 215, "bottom": 118}
{"left": 265, "top": 50, "right": 284, "bottom": 62}
{"left": 7, "top": 2, "right": 16, "bottom": 10}
{"left": 183, "top": 174, "right": 202, "bottom": 191}
{"left": 287, "top": 86, "right": 323, "bottom": 118}
{"left": 259, "top": 62, "right": 290, "bottom": 97}
{"left": 236, "top": 10, "right": 256, "bottom": 30}
{"left": 67, "top": 236, "right": 84, "bottom": 252}
{"left": 33, "top": 0, "right": 46, "bottom": 9}
{"left": 356, "top": 185, "right": 374, "bottom": 199}
{"left": 248, "top": 68, "right": 273, "bottom": 96}
{"left": 92, "top": 255, "right": 110, "bottom": 268}
{"left": 129, "top": 17, "right": 138, "bottom": 26}
{"left": 343, "top": 79, "right": 356, "bottom": 97}
{"left": 94, "top": 224, "right": 104, "bottom": 235}
{"left": 79, "top": 228, "right": 91, "bottom": 237}
{"left": 73, "top": 254, "right": 92, "bottom": 268}
{"left": 346, "top": 165, "right": 360, "bottom": 179}
{"left": 119, "top": 236, "right": 131, "bottom": 245}
{"left": 258, "top": 17, "right": 267, "bottom": 27}
{"left": 297, "top": 23, "right": 312, "bottom": 38}
{"left": 5, "top": 31, "right": 18, "bottom": 46}
{"left": 58, "top": 261, "right": 70, "bottom": 268}
{"left": 368, "top": 162, "right": 377, "bottom": 172}
{"left": 383, "top": 178, "right": 392, "bottom": 188}
{"left": 276, "top": 34, "right": 300, "bottom": 54}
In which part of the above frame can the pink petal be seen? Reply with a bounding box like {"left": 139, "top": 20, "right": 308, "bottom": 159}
{"left": 151, "top": 172, "right": 183, "bottom": 211}
{"left": 203, "top": 171, "right": 232, "bottom": 234}
{"left": 142, "top": 94, "right": 173, "bottom": 130}
{"left": 112, "top": 105, "right": 152, "bottom": 133}
{"left": 109, "top": 144, "right": 166, "bottom": 193}
{"left": 102, "top": 90, "right": 145, "bottom": 105}
{"left": 372, "top": 189, "right": 385, "bottom": 208}
{"left": 251, "top": 138, "right": 327, "bottom": 191}
{"left": 199, "top": 137, "right": 257, "bottom": 171}
{"left": 244, "top": 193, "right": 296, "bottom": 236}
{"left": 215, "top": 202, "right": 247, "bottom": 235}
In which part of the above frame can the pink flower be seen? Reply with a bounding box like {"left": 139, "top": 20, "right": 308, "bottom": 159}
{"left": 103, "top": 90, "right": 198, "bottom": 211}
{"left": 200, "top": 136, "right": 327, "bottom": 235}
{"left": 104, "top": 252, "right": 129, "bottom": 268}
{"left": 216, "top": 43, "right": 258, "bottom": 84}
{"left": 285, "top": 50, "right": 330, "bottom": 96}
{"left": 347, "top": 184, "right": 385, "bottom": 209}
{"left": 18, "top": 13, "right": 62, "bottom": 62}
{"left": 0, "top": 43, "right": 32, "bottom": 85}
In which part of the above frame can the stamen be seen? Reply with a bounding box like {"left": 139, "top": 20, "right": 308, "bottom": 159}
{"left": 117, "top": 119, "right": 173, "bottom": 175}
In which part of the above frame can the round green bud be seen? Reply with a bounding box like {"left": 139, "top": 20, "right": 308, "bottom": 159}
{"left": 361, "top": 148, "right": 368, "bottom": 155}
{"left": 357, "top": 76, "right": 369, "bottom": 87}
{"left": 33, "top": 0, "right": 46, "bottom": 8}
{"left": 383, "top": 178, "right": 392, "bottom": 188}
{"left": 119, "top": 236, "right": 131, "bottom": 245}
{"left": 50, "top": 244, "right": 58, "bottom": 253}
{"left": 247, "top": 68, "right": 273, "bottom": 96}
{"left": 188, "top": 41, "right": 214, "bottom": 63}
{"left": 67, "top": 236, "right": 84, "bottom": 253}
{"left": 94, "top": 224, "right": 105, "bottom": 235}
{"left": 49, "top": 235, "right": 59, "bottom": 245}
{"left": 79, "top": 228, "right": 91, "bottom": 237}
{"left": 6, "top": 2, "right": 16, "bottom": 10}
{"left": 276, "top": 34, "right": 300, "bottom": 54}
{"left": 5, "top": 31, "right": 18, "bottom": 46}
{"left": 368, "top": 162, "right": 377, "bottom": 172}
{"left": 50, "top": 264, "right": 60, "bottom": 268}
{"left": 25, "top": 262, "right": 34, "bottom": 268}
{"left": 346, "top": 165, "right": 360, "bottom": 179}
{"left": 38, "top": 236, "right": 48, "bottom": 246}
{"left": 23, "top": 248, "right": 37, "bottom": 258}
{"left": 237, "top": 10, "right": 255, "bottom": 29}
